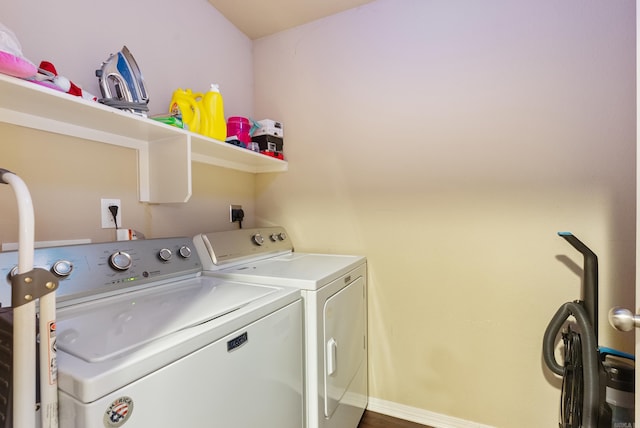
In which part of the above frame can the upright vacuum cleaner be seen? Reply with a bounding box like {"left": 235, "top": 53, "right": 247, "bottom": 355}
{"left": 543, "top": 232, "right": 635, "bottom": 428}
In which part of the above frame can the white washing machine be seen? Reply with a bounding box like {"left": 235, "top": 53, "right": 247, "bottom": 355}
{"left": 193, "top": 227, "right": 368, "bottom": 428}
{"left": 0, "top": 237, "right": 304, "bottom": 428}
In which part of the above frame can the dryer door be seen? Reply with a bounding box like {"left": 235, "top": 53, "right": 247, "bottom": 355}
{"left": 323, "top": 276, "right": 366, "bottom": 417}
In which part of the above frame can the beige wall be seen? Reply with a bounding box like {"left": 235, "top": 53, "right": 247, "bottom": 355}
{"left": 253, "top": 1, "right": 636, "bottom": 426}
{"left": 0, "top": 1, "right": 636, "bottom": 427}
{"left": 1, "top": 0, "right": 258, "bottom": 244}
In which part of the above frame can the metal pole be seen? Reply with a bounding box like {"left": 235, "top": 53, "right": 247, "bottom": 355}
{"left": 1, "top": 169, "right": 59, "bottom": 427}
{"left": 1, "top": 169, "right": 37, "bottom": 428}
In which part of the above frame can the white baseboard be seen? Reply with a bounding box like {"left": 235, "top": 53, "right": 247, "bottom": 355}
{"left": 366, "top": 397, "right": 495, "bottom": 428}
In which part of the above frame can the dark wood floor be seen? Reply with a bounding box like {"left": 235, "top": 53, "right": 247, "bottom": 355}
{"left": 358, "top": 411, "right": 432, "bottom": 428}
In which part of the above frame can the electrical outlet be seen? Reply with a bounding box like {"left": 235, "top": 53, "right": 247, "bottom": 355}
{"left": 101, "top": 198, "right": 122, "bottom": 229}
{"left": 230, "top": 205, "right": 243, "bottom": 223}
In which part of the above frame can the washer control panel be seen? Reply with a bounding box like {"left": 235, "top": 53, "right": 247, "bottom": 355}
{"left": 0, "top": 237, "right": 201, "bottom": 308}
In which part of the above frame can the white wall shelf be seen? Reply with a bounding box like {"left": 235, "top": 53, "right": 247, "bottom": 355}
{"left": 0, "top": 73, "right": 287, "bottom": 203}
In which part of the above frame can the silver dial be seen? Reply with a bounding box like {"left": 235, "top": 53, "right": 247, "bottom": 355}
{"left": 159, "top": 248, "right": 172, "bottom": 262}
{"left": 252, "top": 233, "right": 265, "bottom": 246}
{"left": 278, "top": 232, "right": 287, "bottom": 241}
{"left": 270, "top": 233, "right": 279, "bottom": 242}
{"left": 179, "top": 246, "right": 192, "bottom": 258}
{"left": 52, "top": 260, "right": 73, "bottom": 277}
{"left": 109, "top": 251, "right": 133, "bottom": 271}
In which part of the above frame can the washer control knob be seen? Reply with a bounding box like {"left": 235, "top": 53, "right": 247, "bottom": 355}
{"left": 178, "top": 246, "right": 192, "bottom": 258}
{"left": 252, "top": 233, "right": 265, "bottom": 246}
{"left": 158, "top": 248, "right": 173, "bottom": 262}
{"left": 52, "top": 260, "right": 74, "bottom": 277}
{"left": 278, "top": 232, "right": 287, "bottom": 241}
{"left": 270, "top": 233, "right": 279, "bottom": 242}
{"left": 109, "top": 252, "right": 133, "bottom": 271}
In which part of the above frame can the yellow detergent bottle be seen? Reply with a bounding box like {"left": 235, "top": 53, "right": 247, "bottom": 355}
{"left": 201, "top": 83, "right": 227, "bottom": 141}
{"left": 169, "top": 89, "right": 201, "bottom": 133}
{"left": 192, "top": 91, "right": 209, "bottom": 137}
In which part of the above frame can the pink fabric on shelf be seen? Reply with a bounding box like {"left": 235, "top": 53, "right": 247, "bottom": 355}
{"left": 0, "top": 50, "right": 37, "bottom": 78}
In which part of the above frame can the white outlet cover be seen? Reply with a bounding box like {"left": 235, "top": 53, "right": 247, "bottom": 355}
{"left": 101, "top": 198, "right": 122, "bottom": 229}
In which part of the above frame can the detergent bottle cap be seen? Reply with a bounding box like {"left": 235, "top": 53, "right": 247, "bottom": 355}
{"left": 210, "top": 83, "right": 220, "bottom": 92}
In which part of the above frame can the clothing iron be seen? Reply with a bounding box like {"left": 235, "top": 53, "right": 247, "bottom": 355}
{"left": 96, "top": 46, "right": 149, "bottom": 117}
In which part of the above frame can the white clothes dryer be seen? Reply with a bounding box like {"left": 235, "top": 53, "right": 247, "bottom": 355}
{"left": 193, "top": 227, "right": 368, "bottom": 428}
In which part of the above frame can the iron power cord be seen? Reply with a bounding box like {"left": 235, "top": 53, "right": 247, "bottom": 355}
{"left": 237, "top": 208, "right": 244, "bottom": 229}
{"left": 231, "top": 207, "right": 245, "bottom": 229}
{"left": 108, "top": 205, "right": 119, "bottom": 230}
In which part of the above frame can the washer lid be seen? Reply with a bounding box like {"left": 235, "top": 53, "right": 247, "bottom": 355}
{"left": 56, "top": 276, "right": 277, "bottom": 363}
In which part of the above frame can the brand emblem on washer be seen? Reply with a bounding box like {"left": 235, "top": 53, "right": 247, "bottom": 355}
{"left": 104, "top": 396, "right": 133, "bottom": 427}
{"left": 227, "top": 331, "right": 248, "bottom": 352}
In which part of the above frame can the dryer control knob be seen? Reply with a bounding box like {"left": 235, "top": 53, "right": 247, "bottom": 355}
{"left": 178, "top": 246, "right": 192, "bottom": 258}
{"left": 270, "top": 233, "right": 279, "bottom": 242}
{"left": 109, "top": 251, "right": 133, "bottom": 271}
{"left": 158, "top": 248, "right": 172, "bottom": 262}
{"left": 278, "top": 232, "right": 287, "bottom": 241}
{"left": 52, "top": 260, "right": 74, "bottom": 277}
{"left": 252, "top": 233, "right": 265, "bottom": 246}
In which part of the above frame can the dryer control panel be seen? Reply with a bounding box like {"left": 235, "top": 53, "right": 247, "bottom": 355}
{"left": 194, "top": 227, "right": 293, "bottom": 269}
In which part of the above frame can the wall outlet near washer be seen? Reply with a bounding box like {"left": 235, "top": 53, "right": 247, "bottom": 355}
{"left": 230, "top": 205, "right": 243, "bottom": 223}
{"left": 101, "top": 198, "right": 122, "bottom": 229}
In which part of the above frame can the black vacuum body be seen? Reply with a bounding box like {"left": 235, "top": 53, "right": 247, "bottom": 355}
{"left": 603, "top": 353, "right": 635, "bottom": 427}
{"left": 543, "top": 232, "right": 634, "bottom": 428}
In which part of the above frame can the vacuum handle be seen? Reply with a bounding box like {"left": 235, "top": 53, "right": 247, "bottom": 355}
{"left": 558, "top": 232, "right": 599, "bottom": 342}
